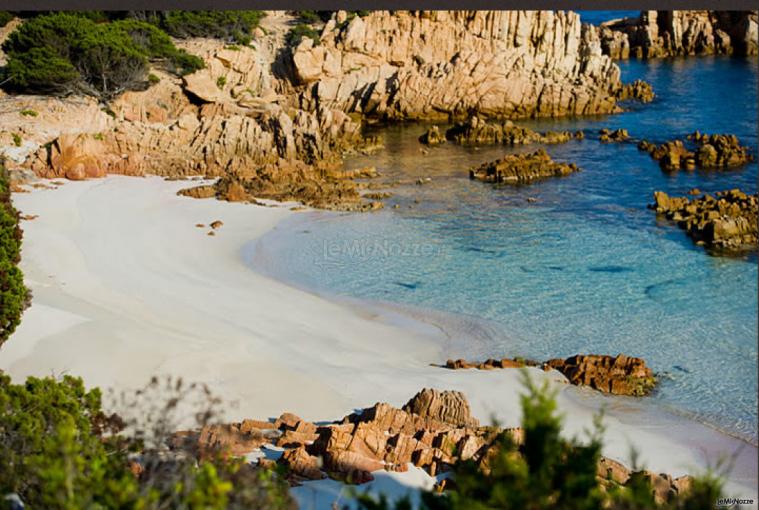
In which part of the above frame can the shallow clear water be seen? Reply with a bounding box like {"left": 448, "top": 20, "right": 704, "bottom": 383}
{"left": 252, "top": 56, "right": 759, "bottom": 443}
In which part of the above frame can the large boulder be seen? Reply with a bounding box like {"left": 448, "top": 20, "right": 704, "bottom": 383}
{"left": 546, "top": 354, "right": 657, "bottom": 396}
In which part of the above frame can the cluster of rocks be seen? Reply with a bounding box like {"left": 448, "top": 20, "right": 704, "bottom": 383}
{"left": 614, "top": 79, "right": 655, "bottom": 103}
{"left": 597, "top": 10, "right": 758, "bottom": 59}
{"left": 444, "top": 354, "right": 657, "bottom": 397}
{"left": 439, "top": 115, "right": 583, "bottom": 146}
{"left": 469, "top": 149, "right": 579, "bottom": 184}
{"left": 639, "top": 132, "right": 753, "bottom": 171}
{"left": 177, "top": 159, "right": 383, "bottom": 212}
{"left": 599, "top": 128, "right": 630, "bottom": 143}
{"left": 165, "top": 388, "right": 692, "bottom": 504}
{"left": 290, "top": 11, "right": 626, "bottom": 120}
{"left": 651, "top": 189, "right": 758, "bottom": 254}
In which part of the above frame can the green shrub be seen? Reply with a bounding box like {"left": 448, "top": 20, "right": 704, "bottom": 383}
{"left": 357, "top": 373, "right": 724, "bottom": 510}
{"left": 0, "top": 163, "right": 28, "bottom": 348}
{"left": 19, "top": 109, "right": 38, "bottom": 117}
{"left": 152, "top": 11, "right": 265, "bottom": 45}
{"left": 0, "top": 374, "right": 295, "bottom": 509}
{"left": 1, "top": 13, "right": 203, "bottom": 100}
{"left": 216, "top": 75, "right": 227, "bottom": 89}
{"left": 11, "top": 134, "right": 21, "bottom": 147}
{"left": 285, "top": 23, "right": 321, "bottom": 47}
{"left": 147, "top": 73, "right": 160, "bottom": 84}
{"left": 0, "top": 11, "right": 14, "bottom": 28}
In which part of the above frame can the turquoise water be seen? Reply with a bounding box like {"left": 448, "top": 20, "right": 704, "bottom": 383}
{"left": 251, "top": 56, "right": 758, "bottom": 443}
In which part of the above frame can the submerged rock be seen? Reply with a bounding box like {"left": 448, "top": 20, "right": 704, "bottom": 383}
{"left": 469, "top": 149, "right": 579, "bottom": 184}
{"left": 650, "top": 189, "right": 758, "bottom": 254}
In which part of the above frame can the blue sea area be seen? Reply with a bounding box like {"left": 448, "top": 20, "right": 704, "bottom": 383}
{"left": 577, "top": 10, "right": 640, "bottom": 25}
{"left": 251, "top": 56, "right": 759, "bottom": 443}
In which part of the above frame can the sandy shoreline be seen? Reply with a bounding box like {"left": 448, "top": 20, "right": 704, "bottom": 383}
{"left": 1, "top": 176, "right": 756, "bottom": 505}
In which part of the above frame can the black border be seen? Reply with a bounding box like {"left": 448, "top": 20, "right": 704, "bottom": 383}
{"left": 2, "top": 1, "right": 759, "bottom": 11}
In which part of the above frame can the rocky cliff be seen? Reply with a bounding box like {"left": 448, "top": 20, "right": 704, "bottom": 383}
{"left": 598, "top": 10, "right": 758, "bottom": 59}
{"left": 290, "top": 10, "right": 624, "bottom": 120}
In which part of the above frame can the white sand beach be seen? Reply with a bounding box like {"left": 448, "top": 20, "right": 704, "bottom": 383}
{"left": 1, "top": 176, "right": 756, "bottom": 507}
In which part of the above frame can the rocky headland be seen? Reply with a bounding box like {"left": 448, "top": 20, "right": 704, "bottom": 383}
{"left": 443, "top": 354, "right": 657, "bottom": 397}
{"left": 290, "top": 10, "right": 628, "bottom": 120}
{"left": 651, "top": 189, "right": 758, "bottom": 254}
{"left": 469, "top": 149, "right": 579, "bottom": 184}
{"left": 165, "top": 388, "right": 692, "bottom": 504}
{"left": 638, "top": 132, "right": 753, "bottom": 172}
{"left": 597, "top": 10, "right": 759, "bottom": 59}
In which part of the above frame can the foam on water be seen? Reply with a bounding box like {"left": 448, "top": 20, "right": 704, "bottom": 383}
{"left": 250, "top": 56, "right": 758, "bottom": 443}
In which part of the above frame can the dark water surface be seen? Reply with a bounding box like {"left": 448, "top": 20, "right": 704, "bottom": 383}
{"left": 253, "top": 56, "right": 758, "bottom": 443}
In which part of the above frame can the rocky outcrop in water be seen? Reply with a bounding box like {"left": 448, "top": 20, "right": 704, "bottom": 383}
{"left": 545, "top": 354, "right": 656, "bottom": 396}
{"left": 598, "top": 11, "right": 759, "bottom": 59}
{"left": 638, "top": 132, "right": 753, "bottom": 171}
{"left": 599, "top": 128, "right": 630, "bottom": 143}
{"left": 615, "top": 79, "right": 655, "bottom": 102}
{"left": 651, "top": 189, "right": 758, "bottom": 254}
{"left": 290, "top": 10, "right": 626, "bottom": 120}
{"left": 469, "top": 149, "right": 579, "bottom": 184}
{"left": 419, "top": 126, "right": 446, "bottom": 146}
{"left": 445, "top": 115, "right": 582, "bottom": 146}
{"left": 443, "top": 354, "right": 656, "bottom": 396}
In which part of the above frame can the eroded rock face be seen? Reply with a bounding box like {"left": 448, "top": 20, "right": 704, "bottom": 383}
{"left": 615, "top": 79, "right": 655, "bottom": 103}
{"left": 469, "top": 149, "right": 579, "bottom": 184}
{"left": 651, "top": 189, "right": 758, "bottom": 254}
{"left": 546, "top": 354, "right": 656, "bottom": 396}
{"left": 639, "top": 132, "right": 753, "bottom": 172}
{"left": 598, "top": 11, "right": 759, "bottom": 59}
{"left": 290, "top": 10, "right": 624, "bottom": 120}
{"left": 419, "top": 126, "right": 446, "bottom": 145}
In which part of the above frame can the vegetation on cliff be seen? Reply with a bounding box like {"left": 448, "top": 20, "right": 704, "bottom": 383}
{"left": 0, "top": 163, "right": 27, "bottom": 346}
{"left": 0, "top": 13, "right": 203, "bottom": 99}
{"left": 141, "top": 11, "right": 265, "bottom": 45}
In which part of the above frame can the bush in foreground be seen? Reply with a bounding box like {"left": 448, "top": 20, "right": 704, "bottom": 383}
{"left": 0, "top": 163, "right": 27, "bottom": 346}
{"left": 1, "top": 13, "right": 202, "bottom": 100}
{"left": 357, "top": 373, "right": 723, "bottom": 510}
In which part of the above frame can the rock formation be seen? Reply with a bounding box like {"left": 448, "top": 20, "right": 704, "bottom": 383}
{"left": 443, "top": 354, "right": 657, "bottom": 397}
{"left": 469, "top": 149, "right": 579, "bottom": 184}
{"left": 545, "top": 354, "right": 657, "bottom": 396}
{"left": 651, "top": 189, "right": 758, "bottom": 254}
{"left": 419, "top": 126, "right": 446, "bottom": 145}
{"left": 614, "top": 79, "right": 655, "bottom": 103}
{"left": 639, "top": 132, "right": 753, "bottom": 171}
{"left": 599, "top": 128, "right": 629, "bottom": 143}
{"left": 164, "top": 387, "right": 691, "bottom": 502}
{"left": 290, "top": 10, "right": 627, "bottom": 120}
{"left": 598, "top": 11, "right": 759, "bottom": 59}
{"left": 445, "top": 115, "right": 582, "bottom": 145}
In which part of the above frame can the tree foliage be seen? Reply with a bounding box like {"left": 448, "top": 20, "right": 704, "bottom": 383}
{"left": 0, "top": 163, "right": 28, "bottom": 346}
{"left": 357, "top": 373, "right": 724, "bottom": 510}
{"left": 0, "top": 374, "right": 295, "bottom": 509}
{"left": 1, "top": 13, "right": 203, "bottom": 100}
{"left": 133, "top": 10, "right": 265, "bottom": 45}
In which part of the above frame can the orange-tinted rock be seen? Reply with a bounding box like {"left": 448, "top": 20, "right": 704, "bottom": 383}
{"left": 196, "top": 422, "right": 266, "bottom": 459}
{"left": 402, "top": 388, "right": 480, "bottom": 428}
{"left": 279, "top": 446, "right": 325, "bottom": 480}
{"left": 469, "top": 149, "right": 579, "bottom": 185}
{"left": 546, "top": 354, "right": 656, "bottom": 396}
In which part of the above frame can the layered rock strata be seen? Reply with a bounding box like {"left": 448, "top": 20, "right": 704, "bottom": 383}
{"left": 469, "top": 149, "right": 579, "bottom": 184}
{"left": 290, "top": 10, "right": 626, "bottom": 120}
{"left": 598, "top": 11, "right": 759, "bottom": 59}
{"left": 651, "top": 189, "right": 758, "bottom": 254}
